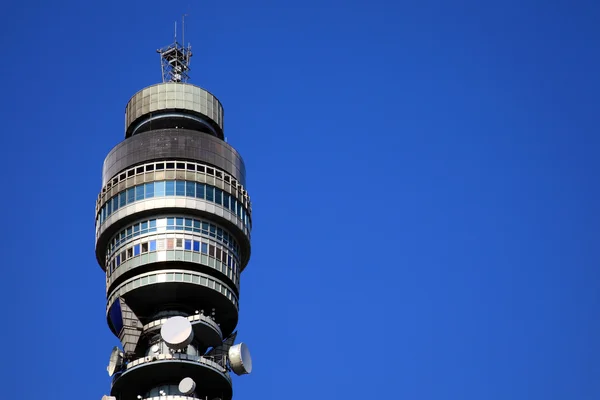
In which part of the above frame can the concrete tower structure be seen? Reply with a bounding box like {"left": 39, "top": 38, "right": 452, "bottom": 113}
{"left": 95, "top": 36, "right": 253, "bottom": 400}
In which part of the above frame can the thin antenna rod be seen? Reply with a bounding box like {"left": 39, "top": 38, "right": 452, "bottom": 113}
{"left": 174, "top": 21, "right": 177, "bottom": 42}
{"left": 182, "top": 14, "right": 186, "bottom": 49}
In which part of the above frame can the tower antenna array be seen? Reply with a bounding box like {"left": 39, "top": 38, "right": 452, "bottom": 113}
{"left": 157, "top": 16, "right": 192, "bottom": 83}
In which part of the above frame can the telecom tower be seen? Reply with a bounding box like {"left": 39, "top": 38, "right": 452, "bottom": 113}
{"left": 95, "top": 27, "right": 253, "bottom": 400}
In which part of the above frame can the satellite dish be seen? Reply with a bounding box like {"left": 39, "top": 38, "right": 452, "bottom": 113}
{"left": 178, "top": 377, "right": 196, "bottom": 395}
{"left": 161, "top": 316, "right": 194, "bottom": 350}
{"left": 101, "top": 396, "right": 116, "bottom": 400}
{"left": 151, "top": 344, "right": 159, "bottom": 353}
{"left": 228, "top": 342, "right": 252, "bottom": 375}
{"left": 107, "top": 346, "right": 123, "bottom": 377}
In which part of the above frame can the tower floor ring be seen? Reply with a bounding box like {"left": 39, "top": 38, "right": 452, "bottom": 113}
{"left": 111, "top": 355, "right": 232, "bottom": 400}
{"left": 106, "top": 269, "right": 239, "bottom": 337}
{"left": 106, "top": 251, "right": 240, "bottom": 295}
{"left": 102, "top": 129, "right": 247, "bottom": 187}
{"left": 95, "top": 179, "right": 252, "bottom": 233}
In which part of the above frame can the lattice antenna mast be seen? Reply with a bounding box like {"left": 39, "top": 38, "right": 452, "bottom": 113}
{"left": 157, "top": 15, "right": 192, "bottom": 83}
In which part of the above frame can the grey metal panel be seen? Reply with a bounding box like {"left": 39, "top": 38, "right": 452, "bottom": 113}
{"left": 124, "top": 83, "right": 224, "bottom": 138}
{"left": 102, "top": 129, "right": 246, "bottom": 187}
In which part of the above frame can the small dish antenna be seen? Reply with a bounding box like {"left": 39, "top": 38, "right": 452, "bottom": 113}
{"left": 178, "top": 377, "right": 196, "bottom": 395}
{"left": 101, "top": 396, "right": 116, "bottom": 400}
{"left": 228, "top": 342, "right": 252, "bottom": 375}
{"left": 160, "top": 316, "right": 194, "bottom": 350}
{"left": 107, "top": 346, "right": 124, "bottom": 377}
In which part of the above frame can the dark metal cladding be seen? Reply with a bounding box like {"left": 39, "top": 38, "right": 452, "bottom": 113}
{"left": 102, "top": 129, "right": 247, "bottom": 187}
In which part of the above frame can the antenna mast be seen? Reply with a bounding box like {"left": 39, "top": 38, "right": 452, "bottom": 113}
{"left": 157, "top": 15, "right": 192, "bottom": 83}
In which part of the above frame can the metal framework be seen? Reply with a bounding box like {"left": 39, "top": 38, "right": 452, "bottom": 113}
{"left": 157, "top": 41, "right": 192, "bottom": 83}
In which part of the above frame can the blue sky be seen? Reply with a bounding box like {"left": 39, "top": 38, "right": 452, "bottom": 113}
{"left": 1, "top": 0, "right": 599, "bottom": 399}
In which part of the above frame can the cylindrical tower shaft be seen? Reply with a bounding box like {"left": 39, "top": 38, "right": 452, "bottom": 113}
{"left": 96, "top": 41, "right": 253, "bottom": 400}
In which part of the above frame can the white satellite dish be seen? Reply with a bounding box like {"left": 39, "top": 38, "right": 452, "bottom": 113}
{"left": 228, "top": 342, "right": 252, "bottom": 375}
{"left": 101, "top": 396, "right": 117, "bottom": 400}
{"left": 178, "top": 377, "right": 196, "bottom": 395}
{"left": 161, "top": 316, "right": 194, "bottom": 350}
{"left": 107, "top": 346, "right": 123, "bottom": 377}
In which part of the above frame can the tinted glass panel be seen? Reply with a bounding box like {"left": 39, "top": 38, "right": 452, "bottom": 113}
{"left": 135, "top": 185, "right": 144, "bottom": 201}
{"left": 165, "top": 181, "right": 175, "bottom": 196}
{"left": 176, "top": 181, "right": 185, "bottom": 196}
{"left": 145, "top": 182, "right": 154, "bottom": 198}
{"left": 127, "top": 188, "right": 135, "bottom": 204}
{"left": 196, "top": 183, "right": 205, "bottom": 199}
{"left": 186, "top": 181, "right": 195, "bottom": 197}
{"left": 155, "top": 181, "right": 165, "bottom": 197}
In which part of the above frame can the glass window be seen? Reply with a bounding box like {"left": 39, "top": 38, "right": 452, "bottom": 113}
{"left": 186, "top": 181, "right": 195, "bottom": 197}
{"left": 193, "top": 241, "right": 200, "bottom": 252}
{"left": 202, "top": 222, "right": 209, "bottom": 233}
{"left": 184, "top": 240, "right": 192, "bottom": 250}
{"left": 107, "top": 201, "right": 112, "bottom": 215}
{"left": 119, "top": 192, "right": 126, "bottom": 208}
{"left": 206, "top": 186, "right": 214, "bottom": 202}
{"left": 135, "top": 185, "right": 144, "bottom": 201}
{"left": 176, "top": 181, "right": 185, "bottom": 196}
{"left": 209, "top": 245, "right": 215, "bottom": 257}
{"left": 201, "top": 243, "right": 208, "bottom": 254}
{"left": 133, "top": 224, "right": 140, "bottom": 233}
{"left": 141, "top": 242, "right": 148, "bottom": 253}
{"left": 193, "top": 220, "right": 200, "bottom": 230}
{"left": 209, "top": 225, "right": 216, "bottom": 238}
{"left": 149, "top": 240, "right": 156, "bottom": 251}
{"left": 230, "top": 198, "right": 236, "bottom": 213}
{"left": 116, "top": 255, "right": 121, "bottom": 266}
{"left": 155, "top": 181, "right": 165, "bottom": 197}
{"left": 167, "top": 217, "right": 175, "bottom": 227}
{"left": 184, "top": 219, "right": 193, "bottom": 228}
{"left": 149, "top": 219, "right": 157, "bottom": 229}
{"left": 127, "top": 248, "right": 133, "bottom": 258}
{"left": 156, "top": 163, "right": 164, "bottom": 170}
{"left": 166, "top": 239, "right": 174, "bottom": 249}
{"left": 196, "top": 183, "right": 205, "bottom": 199}
{"left": 166, "top": 181, "right": 175, "bottom": 196}
{"left": 112, "top": 197, "right": 119, "bottom": 212}
{"left": 134, "top": 244, "right": 140, "bottom": 256}
{"left": 176, "top": 218, "right": 183, "bottom": 229}
{"left": 145, "top": 182, "right": 154, "bottom": 198}
{"left": 126, "top": 227, "right": 133, "bottom": 237}
{"left": 141, "top": 221, "right": 148, "bottom": 232}
{"left": 215, "top": 188, "right": 223, "bottom": 205}
{"left": 126, "top": 188, "right": 135, "bottom": 204}
{"left": 176, "top": 239, "right": 183, "bottom": 248}
{"left": 223, "top": 193, "right": 230, "bottom": 209}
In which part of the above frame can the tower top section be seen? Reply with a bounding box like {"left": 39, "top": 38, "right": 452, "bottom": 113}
{"left": 157, "top": 17, "right": 192, "bottom": 83}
